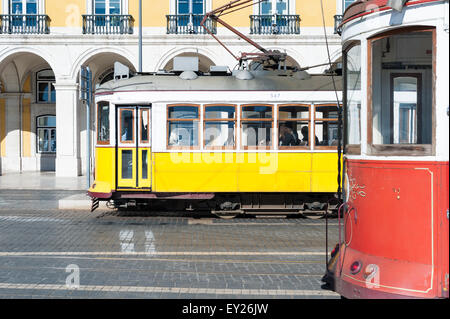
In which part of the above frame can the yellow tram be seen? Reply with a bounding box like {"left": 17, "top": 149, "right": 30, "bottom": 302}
{"left": 88, "top": 65, "right": 342, "bottom": 217}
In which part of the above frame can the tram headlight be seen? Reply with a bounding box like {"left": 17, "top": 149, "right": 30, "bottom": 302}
{"left": 350, "top": 261, "right": 362, "bottom": 275}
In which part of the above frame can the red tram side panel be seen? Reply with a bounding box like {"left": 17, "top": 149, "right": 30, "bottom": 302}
{"left": 337, "top": 159, "right": 449, "bottom": 298}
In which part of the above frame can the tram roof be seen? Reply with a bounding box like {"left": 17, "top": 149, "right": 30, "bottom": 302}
{"left": 342, "top": 0, "right": 441, "bottom": 27}
{"left": 95, "top": 71, "right": 342, "bottom": 94}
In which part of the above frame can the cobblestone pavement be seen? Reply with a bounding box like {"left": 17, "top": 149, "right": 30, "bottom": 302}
{"left": 0, "top": 209, "right": 340, "bottom": 299}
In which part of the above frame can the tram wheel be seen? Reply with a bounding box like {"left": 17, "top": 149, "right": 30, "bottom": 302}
{"left": 301, "top": 211, "right": 326, "bottom": 219}
{"left": 212, "top": 211, "right": 241, "bottom": 219}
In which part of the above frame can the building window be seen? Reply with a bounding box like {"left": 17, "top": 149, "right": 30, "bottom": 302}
{"left": 10, "top": 0, "right": 37, "bottom": 14}
{"left": 36, "top": 69, "right": 56, "bottom": 103}
{"left": 176, "top": 0, "right": 205, "bottom": 30}
{"left": 97, "top": 102, "right": 110, "bottom": 144}
{"left": 278, "top": 104, "right": 309, "bottom": 148}
{"left": 250, "top": 0, "right": 299, "bottom": 35}
{"left": 241, "top": 105, "right": 273, "bottom": 149}
{"left": 343, "top": 0, "right": 354, "bottom": 10}
{"left": 259, "top": 0, "right": 289, "bottom": 15}
{"left": 94, "top": 0, "right": 121, "bottom": 15}
{"left": 37, "top": 115, "right": 56, "bottom": 153}
{"left": 203, "top": 104, "right": 236, "bottom": 150}
{"left": 177, "top": 0, "right": 205, "bottom": 15}
{"left": 314, "top": 104, "right": 339, "bottom": 148}
{"left": 167, "top": 104, "right": 200, "bottom": 149}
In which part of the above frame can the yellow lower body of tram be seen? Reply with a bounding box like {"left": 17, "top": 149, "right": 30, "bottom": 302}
{"left": 90, "top": 148, "right": 338, "bottom": 195}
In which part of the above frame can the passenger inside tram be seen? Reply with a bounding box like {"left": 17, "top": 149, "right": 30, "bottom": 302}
{"left": 279, "top": 123, "right": 298, "bottom": 146}
{"left": 300, "top": 126, "right": 319, "bottom": 146}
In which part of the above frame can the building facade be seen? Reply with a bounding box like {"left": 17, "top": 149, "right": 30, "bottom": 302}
{"left": 0, "top": 0, "right": 349, "bottom": 177}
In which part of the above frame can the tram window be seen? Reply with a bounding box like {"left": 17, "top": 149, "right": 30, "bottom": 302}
{"left": 242, "top": 105, "right": 272, "bottom": 119}
{"left": 167, "top": 105, "right": 199, "bottom": 148}
{"left": 97, "top": 102, "right": 110, "bottom": 144}
{"left": 344, "top": 42, "right": 361, "bottom": 152}
{"left": 120, "top": 109, "right": 134, "bottom": 143}
{"left": 204, "top": 105, "right": 236, "bottom": 149}
{"left": 314, "top": 105, "right": 339, "bottom": 147}
{"left": 121, "top": 150, "right": 133, "bottom": 179}
{"left": 142, "top": 150, "right": 148, "bottom": 180}
{"left": 369, "top": 30, "right": 433, "bottom": 153}
{"left": 278, "top": 105, "right": 309, "bottom": 148}
{"left": 241, "top": 105, "right": 273, "bottom": 149}
{"left": 140, "top": 109, "right": 150, "bottom": 143}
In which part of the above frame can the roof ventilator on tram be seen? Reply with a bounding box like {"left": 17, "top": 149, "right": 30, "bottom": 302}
{"left": 114, "top": 62, "right": 130, "bottom": 81}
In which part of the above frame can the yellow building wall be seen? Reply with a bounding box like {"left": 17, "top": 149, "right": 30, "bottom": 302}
{"left": 0, "top": 0, "right": 336, "bottom": 27}
{"left": 22, "top": 98, "right": 31, "bottom": 157}
{"left": 212, "top": 0, "right": 253, "bottom": 28}
{"left": 0, "top": 0, "right": 336, "bottom": 28}
{"left": 45, "top": 0, "right": 86, "bottom": 27}
{"left": 130, "top": 0, "right": 169, "bottom": 27}
{"left": 296, "top": 0, "right": 336, "bottom": 27}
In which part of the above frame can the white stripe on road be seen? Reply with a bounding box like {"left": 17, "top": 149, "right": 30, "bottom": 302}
{"left": 0, "top": 282, "right": 338, "bottom": 296}
{"left": 0, "top": 251, "right": 327, "bottom": 257}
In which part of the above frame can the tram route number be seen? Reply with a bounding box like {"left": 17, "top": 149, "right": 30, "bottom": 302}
{"left": 181, "top": 303, "right": 269, "bottom": 317}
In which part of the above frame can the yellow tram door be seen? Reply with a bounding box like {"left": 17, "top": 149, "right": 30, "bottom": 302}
{"left": 117, "top": 106, "right": 152, "bottom": 190}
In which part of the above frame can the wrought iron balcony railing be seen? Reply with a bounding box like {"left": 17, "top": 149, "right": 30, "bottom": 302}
{"left": 334, "top": 15, "right": 343, "bottom": 35}
{"left": 82, "top": 14, "right": 134, "bottom": 35}
{"left": 0, "top": 14, "right": 50, "bottom": 34}
{"left": 166, "top": 14, "right": 217, "bottom": 35}
{"left": 250, "top": 14, "right": 300, "bottom": 35}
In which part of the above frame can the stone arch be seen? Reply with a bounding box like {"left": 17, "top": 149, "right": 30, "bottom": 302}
{"left": 0, "top": 50, "right": 57, "bottom": 173}
{"left": 0, "top": 51, "right": 55, "bottom": 94}
{"left": 0, "top": 47, "right": 57, "bottom": 78}
{"left": 70, "top": 47, "right": 137, "bottom": 82}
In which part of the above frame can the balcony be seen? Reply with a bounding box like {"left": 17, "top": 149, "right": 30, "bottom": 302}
{"left": 0, "top": 14, "right": 50, "bottom": 34}
{"left": 166, "top": 14, "right": 217, "bottom": 35}
{"left": 334, "top": 15, "right": 343, "bottom": 35}
{"left": 82, "top": 15, "right": 134, "bottom": 35}
{"left": 250, "top": 14, "right": 300, "bottom": 35}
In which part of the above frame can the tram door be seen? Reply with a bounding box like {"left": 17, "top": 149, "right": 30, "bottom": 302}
{"left": 116, "top": 106, "right": 151, "bottom": 190}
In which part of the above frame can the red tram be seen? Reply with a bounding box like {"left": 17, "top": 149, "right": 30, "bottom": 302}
{"left": 326, "top": 0, "right": 449, "bottom": 298}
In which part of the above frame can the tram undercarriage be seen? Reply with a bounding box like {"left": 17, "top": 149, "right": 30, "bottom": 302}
{"left": 91, "top": 192, "right": 340, "bottom": 218}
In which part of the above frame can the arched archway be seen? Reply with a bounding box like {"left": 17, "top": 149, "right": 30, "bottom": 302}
{"left": 76, "top": 51, "right": 136, "bottom": 89}
{"left": 0, "top": 51, "right": 56, "bottom": 173}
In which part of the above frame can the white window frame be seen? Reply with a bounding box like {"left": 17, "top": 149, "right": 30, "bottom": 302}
{"left": 87, "top": 0, "right": 128, "bottom": 15}
{"left": 36, "top": 69, "right": 55, "bottom": 104}
{"left": 6, "top": 0, "right": 44, "bottom": 15}
{"left": 253, "top": 0, "right": 295, "bottom": 15}
{"left": 36, "top": 115, "right": 56, "bottom": 154}
{"left": 169, "top": 0, "right": 211, "bottom": 15}
{"left": 338, "top": 0, "right": 355, "bottom": 14}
